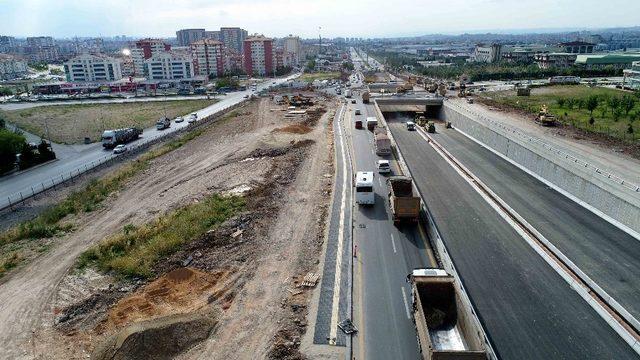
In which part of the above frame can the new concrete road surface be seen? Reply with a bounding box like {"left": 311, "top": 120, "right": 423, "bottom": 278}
{"left": 0, "top": 74, "right": 298, "bottom": 209}
{"left": 429, "top": 123, "right": 640, "bottom": 324}
{"left": 387, "top": 114, "right": 638, "bottom": 359}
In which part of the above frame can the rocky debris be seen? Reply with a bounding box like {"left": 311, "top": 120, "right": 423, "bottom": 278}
{"left": 92, "top": 309, "right": 218, "bottom": 360}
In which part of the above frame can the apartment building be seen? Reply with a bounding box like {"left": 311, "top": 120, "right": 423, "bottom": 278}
{"left": 205, "top": 31, "right": 221, "bottom": 41}
{"left": 473, "top": 43, "right": 503, "bottom": 63}
{"left": 63, "top": 53, "right": 123, "bottom": 82}
{"left": 144, "top": 51, "right": 194, "bottom": 80}
{"left": 0, "top": 36, "right": 16, "bottom": 53}
{"left": 176, "top": 29, "right": 206, "bottom": 46}
{"left": 191, "top": 39, "right": 225, "bottom": 78}
{"left": 283, "top": 35, "right": 302, "bottom": 66}
{"left": 243, "top": 35, "right": 273, "bottom": 76}
{"left": 0, "top": 55, "right": 28, "bottom": 80}
{"left": 221, "top": 27, "right": 248, "bottom": 53}
{"left": 26, "top": 36, "right": 55, "bottom": 48}
{"left": 131, "top": 38, "right": 171, "bottom": 76}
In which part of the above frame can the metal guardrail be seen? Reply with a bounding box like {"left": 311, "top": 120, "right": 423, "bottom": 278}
{"left": 448, "top": 101, "right": 640, "bottom": 193}
{"left": 2, "top": 100, "right": 248, "bottom": 211}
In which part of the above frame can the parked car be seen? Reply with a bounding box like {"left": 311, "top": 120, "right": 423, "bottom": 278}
{"left": 188, "top": 113, "right": 197, "bottom": 123}
{"left": 377, "top": 160, "right": 391, "bottom": 174}
{"left": 113, "top": 144, "right": 128, "bottom": 154}
{"left": 175, "top": 116, "right": 184, "bottom": 123}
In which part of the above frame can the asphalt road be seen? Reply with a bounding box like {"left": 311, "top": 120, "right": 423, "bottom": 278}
{"left": 431, "top": 124, "right": 640, "bottom": 323}
{"left": 387, "top": 114, "right": 638, "bottom": 359}
{"left": 0, "top": 74, "right": 299, "bottom": 209}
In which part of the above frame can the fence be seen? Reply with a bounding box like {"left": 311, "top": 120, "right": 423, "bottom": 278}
{"left": 2, "top": 99, "right": 249, "bottom": 212}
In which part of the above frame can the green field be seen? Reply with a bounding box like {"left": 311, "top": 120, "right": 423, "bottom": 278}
{"left": 481, "top": 85, "right": 640, "bottom": 141}
{"left": 298, "top": 72, "right": 341, "bottom": 83}
{"left": 1, "top": 99, "right": 217, "bottom": 144}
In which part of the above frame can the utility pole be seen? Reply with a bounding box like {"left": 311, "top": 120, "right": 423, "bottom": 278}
{"left": 318, "top": 26, "right": 322, "bottom": 55}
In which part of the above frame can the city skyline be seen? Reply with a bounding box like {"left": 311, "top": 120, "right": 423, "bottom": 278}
{"left": 1, "top": 0, "right": 639, "bottom": 39}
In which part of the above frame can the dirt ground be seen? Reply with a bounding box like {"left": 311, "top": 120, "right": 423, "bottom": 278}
{"left": 1, "top": 99, "right": 217, "bottom": 144}
{"left": 0, "top": 95, "right": 337, "bottom": 359}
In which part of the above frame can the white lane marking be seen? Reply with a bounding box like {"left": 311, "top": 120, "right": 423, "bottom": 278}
{"left": 329, "top": 105, "right": 348, "bottom": 345}
{"left": 378, "top": 176, "right": 382, "bottom": 187}
{"left": 400, "top": 287, "right": 412, "bottom": 320}
{"left": 391, "top": 233, "right": 397, "bottom": 254}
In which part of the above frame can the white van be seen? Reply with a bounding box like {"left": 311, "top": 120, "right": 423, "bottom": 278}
{"left": 355, "top": 171, "right": 375, "bottom": 205}
{"left": 377, "top": 160, "right": 391, "bottom": 174}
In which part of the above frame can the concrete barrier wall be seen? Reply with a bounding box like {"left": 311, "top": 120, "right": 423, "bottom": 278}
{"left": 440, "top": 103, "right": 640, "bottom": 235}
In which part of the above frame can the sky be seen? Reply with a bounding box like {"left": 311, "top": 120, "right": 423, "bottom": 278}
{"left": 0, "top": 0, "right": 639, "bottom": 39}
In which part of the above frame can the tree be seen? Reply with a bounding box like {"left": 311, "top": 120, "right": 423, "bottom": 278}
{"left": 607, "top": 96, "right": 621, "bottom": 117}
{"left": 37, "top": 140, "right": 56, "bottom": 162}
{"left": 306, "top": 60, "right": 316, "bottom": 72}
{"left": 585, "top": 95, "right": 599, "bottom": 117}
{"left": 589, "top": 117, "right": 595, "bottom": 126}
{"left": 0, "top": 87, "right": 13, "bottom": 96}
{"left": 0, "top": 129, "right": 26, "bottom": 174}
{"left": 628, "top": 123, "right": 634, "bottom": 134}
{"left": 18, "top": 143, "right": 36, "bottom": 170}
{"left": 621, "top": 95, "right": 637, "bottom": 116}
{"left": 612, "top": 107, "right": 623, "bottom": 122}
{"left": 556, "top": 98, "right": 566, "bottom": 108}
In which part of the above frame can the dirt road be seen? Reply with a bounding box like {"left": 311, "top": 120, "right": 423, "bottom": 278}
{"left": 0, "top": 96, "right": 335, "bottom": 359}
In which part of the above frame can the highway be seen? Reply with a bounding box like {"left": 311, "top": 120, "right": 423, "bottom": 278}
{"left": 386, "top": 114, "right": 638, "bottom": 359}
{"left": 429, "top": 123, "right": 640, "bottom": 323}
{"left": 0, "top": 74, "right": 298, "bottom": 209}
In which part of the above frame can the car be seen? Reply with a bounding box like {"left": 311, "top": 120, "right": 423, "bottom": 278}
{"left": 188, "top": 114, "right": 197, "bottom": 123}
{"left": 351, "top": 99, "right": 356, "bottom": 104}
{"left": 406, "top": 121, "right": 416, "bottom": 131}
{"left": 355, "top": 109, "right": 361, "bottom": 115}
{"left": 243, "top": 94, "right": 249, "bottom": 98}
{"left": 377, "top": 160, "right": 391, "bottom": 174}
{"left": 113, "top": 144, "right": 128, "bottom": 154}
{"left": 175, "top": 116, "right": 184, "bottom": 123}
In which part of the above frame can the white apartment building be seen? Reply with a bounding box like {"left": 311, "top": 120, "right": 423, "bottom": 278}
{"left": 473, "top": 43, "right": 503, "bottom": 63}
{"left": 191, "top": 39, "right": 225, "bottom": 78}
{"left": 283, "top": 35, "right": 302, "bottom": 66}
{"left": 130, "top": 39, "right": 170, "bottom": 76}
{"left": 0, "top": 55, "right": 28, "bottom": 80}
{"left": 144, "top": 52, "right": 194, "bottom": 80}
{"left": 63, "top": 53, "right": 123, "bottom": 82}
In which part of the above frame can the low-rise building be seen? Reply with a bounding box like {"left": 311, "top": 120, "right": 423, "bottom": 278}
{"left": 623, "top": 61, "right": 640, "bottom": 89}
{"left": 574, "top": 53, "right": 640, "bottom": 70}
{"left": 63, "top": 53, "right": 123, "bottom": 82}
{"left": 144, "top": 51, "right": 194, "bottom": 80}
{"left": 558, "top": 41, "right": 595, "bottom": 54}
{"left": 0, "top": 55, "right": 28, "bottom": 80}
{"left": 534, "top": 53, "right": 578, "bottom": 69}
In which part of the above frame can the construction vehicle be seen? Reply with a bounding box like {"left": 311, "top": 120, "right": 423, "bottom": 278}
{"left": 101, "top": 127, "right": 142, "bottom": 149}
{"left": 437, "top": 83, "right": 447, "bottom": 97}
{"left": 409, "top": 269, "right": 487, "bottom": 360}
{"left": 427, "top": 121, "right": 436, "bottom": 133}
{"left": 281, "top": 94, "right": 314, "bottom": 107}
{"left": 362, "top": 91, "right": 370, "bottom": 103}
{"left": 387, "top": 176, "right": 420, "bottom": 225}
{"left": 374, "top": 126, "right": 391, "bottom": 156}
{"left": 535, "top": 105, "right": 556, "bottom": 126}
{"left": 396, "top": 82, "right": 413, "bottom": 93}
{"left": 516, "top": 85, "right": 531, "bottom": 96}
{"left": 415, "top": 113, "right": 428, "bottom": 127}
{"left": 458, "top": 83, "right": 467, "bottom": 98}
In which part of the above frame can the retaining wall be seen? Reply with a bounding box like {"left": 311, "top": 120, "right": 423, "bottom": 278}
{"left": 440, "top": 102, "right": 640, "bottom": 235}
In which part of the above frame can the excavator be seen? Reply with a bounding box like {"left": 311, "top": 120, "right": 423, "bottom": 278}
{"left": 281, "top": 94, "right": 314, "bottom": 107}
{"left": 535, "top": 104, "right": 556, "bottom": 126}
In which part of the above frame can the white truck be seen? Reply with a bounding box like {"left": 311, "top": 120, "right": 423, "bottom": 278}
{"left": 409, "top": 269, "right": 487, "bottom": 360}
{"left": 101, "top": 128, "right": 142, "bottom": 149}
{"left": 366, "top": 116, "right": 378, "bottom": 131}
{"left": 355, "top": 171, "right": 375, "bottom": 205}
{"left": 345, "top": 89, "right": 352, "bottom": 98}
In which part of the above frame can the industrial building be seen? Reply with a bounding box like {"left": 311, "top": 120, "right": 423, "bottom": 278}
{"left": 574, "top": 53, "right": 640, "bottom": 69}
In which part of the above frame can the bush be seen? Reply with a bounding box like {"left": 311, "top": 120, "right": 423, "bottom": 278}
{"left": 0, "top": 129, "right": 26, "bottom": 174}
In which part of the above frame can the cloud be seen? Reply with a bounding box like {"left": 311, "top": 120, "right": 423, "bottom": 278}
{"left": 0, "top": 0, "right": 638, "bottom": 38}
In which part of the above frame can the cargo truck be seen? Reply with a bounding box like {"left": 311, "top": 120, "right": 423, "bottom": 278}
{"left": 345, "top": 89, "right": 352, "bottom": 98}
{"left": 409, "top": 269, "right": 487, "bottom": 360}
{"left": 156, "top": 116, "right": 171, "bottom": 130}
{"left": 101, "top": 127, "right": 142, "bottom": 149}
{"left": 387, "top": 176, "right": 420, "bottom": 225}
{"left": 366, "top": 116, "right": 378, "bottom": 131}
{"left": 362, "top": 91, "right": 370, "bottom": 103}
{"left": 374, "top": 126, "right": 391, "bottom": 156}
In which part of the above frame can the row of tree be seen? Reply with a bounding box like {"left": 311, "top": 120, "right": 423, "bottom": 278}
{"left": 556, "top": 93, "right": 639, "bottom": 124}
{"left": 0, "top": 117, "right": 56, "bottom": 175}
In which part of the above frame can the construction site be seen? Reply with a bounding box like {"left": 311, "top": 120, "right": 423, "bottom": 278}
{"left": 0, "top": 92, "right": 338, "bottom": 359}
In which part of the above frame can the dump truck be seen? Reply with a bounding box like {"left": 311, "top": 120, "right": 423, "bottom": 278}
{"left": 387, "top": 176, "right": 420, "bottom": 225}
{"left": 362, "top": 91, "right": 370, "bottom": 103}
{"left": 409, "top": 269, "right": 487, "bottom": 360}
{"left": 101, "top": 127, "right": 142, "bottom": 149}
{"left": 366, "top": 116, "right": 378, "bottom": 131}
{"left": 374, "top": 126, "right": 391, "bottom": 156}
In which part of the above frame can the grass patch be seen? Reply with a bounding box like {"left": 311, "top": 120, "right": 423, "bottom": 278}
{"left": 77, "top": 194, "right": 244, "bottom": 278}
{"left": 0, "top": 99, "right": 218, "bottom": 144}
{"left": 481, "top": 85, "right": 640, "bottom": 141}
{"left": 299, "top": 72, "right": 341, "bottom": 83}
